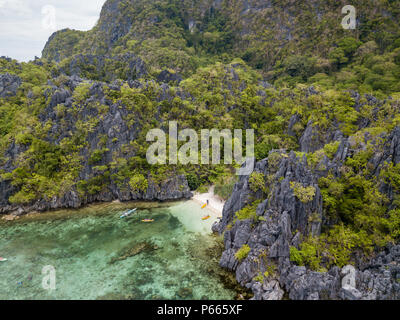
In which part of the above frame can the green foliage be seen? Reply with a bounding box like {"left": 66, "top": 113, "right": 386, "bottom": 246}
{"left": 42, "top": 29, "right": 85, "bottom": 62}
{"left": 253, "top": 265, "right": 276, "bottom": 283}
{"left": 290, "top": 182, "right": 316, "bottom": 203}
{"left": 323, "top": 141, "right": 340, "bottom": 159}
{"left": 290, "top": 225, "right": 375, "bottom": 271}
{"left": 77, "top": 172, "right": 110, "bottom": 195}
{"left": 129, "top": 174, "right": 148, "bottom": 193}
{"left": 0, "top": 102, "right": 17, "bottom": 136}
{"left": 235, "top": 244, "right": 251, "bottom": 261}
{"left": 253, "top": 273, "right": 265, "bottom": 283}
{"left": 196, "top": 185, "right": 210, "bottom": 194}
{"left": 387, "top": 209, "right": 400, "bottom": 239}
{"left": 329, "top": 37, "right": 362, "bottom": 67}
{"left": 254, "top": 135, "right": 282, "bottom": 160}
{"left": 73, "top": 83, "right": 91, "bottom": 104}
{"left": 320, "top": 170, "right": 389, "bottom": 231}
{"left": 248, "top": 172, "right": 267, "bottom": 194}
{"left": 314, "top": 158, "right": 397, "bottom": 270}
{"left": 307, "top": 149, "right": 326, "bottom": 169}
{"left": 235, "top": 200, "right": 261, "bottom": 222}
{"left": 290, "top": 240, "right": 325, "bottom": 272}
{"left": 5, "top": 136, "right": 83, "bottom": 204}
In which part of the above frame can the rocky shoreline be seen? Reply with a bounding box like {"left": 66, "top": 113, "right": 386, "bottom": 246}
{"left": 213, "top": 147, "right": 400, "bottom": 300}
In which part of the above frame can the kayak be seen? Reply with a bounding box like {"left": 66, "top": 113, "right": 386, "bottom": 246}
{"left": 0, "top": 257, "right": 7, "bottom": 262}
{"left": 120, "top": 208, "right": 137, "bottom": 219}
{"left": 202, "top": 215, "right": 211, "bottom": 221}
{"left": 142, "top": 219, "right": 154, "bottom": 223}
{"left": 201, "top": 204, "right": 207, "bottom": 209}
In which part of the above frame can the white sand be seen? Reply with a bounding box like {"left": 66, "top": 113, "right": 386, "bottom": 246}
{"left": 168, "top": 188, "right": 226, "bottom": 235}
{"left": 191, "top": 186, "right": 225, "bottom": 222}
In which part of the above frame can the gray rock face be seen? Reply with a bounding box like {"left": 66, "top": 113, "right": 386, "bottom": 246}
{"left": 97, "top": 0, "right": 134, "bottom": 46}
{"left": 299, "top": 121, "right": 343, "bottom": 153}
{"left": 157, "top": 70, "right": 183, "bottom": 84}
{"left": 251, "top": 280, "right": 284, "bottom": 300}
{"left": 285, "top": 267, "right": 340, "bottom": 300}
{"left": 0, "top": 73, "right": 21, "bottom": 98}
{"left": 49, "top": 88, "right": 71, "bottom": 108}
{"left": 215, "top": 142, "right": 400, "bottom": 300}
{"left": 0, "top": 174, "right": 192, "bottom": 216}
{"left": 299, "top": 121, "right": 323, "bottom": 153}
{"left": 59, "top": 53, "right": 147, "bottom": 82}
{"left": 0, "top": 180, "right": 16, "bottom": 207}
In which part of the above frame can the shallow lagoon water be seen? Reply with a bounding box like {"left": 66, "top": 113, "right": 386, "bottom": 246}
{"left": 0, "top": 201, "right": 235, "bottom": 300}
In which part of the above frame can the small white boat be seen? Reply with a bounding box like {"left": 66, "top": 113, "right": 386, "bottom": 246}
{"left": 0, "top": 257, "right": 7, "bottom": 262}
{"left": 120, "top": 208, "right": 137, "bottom": 219}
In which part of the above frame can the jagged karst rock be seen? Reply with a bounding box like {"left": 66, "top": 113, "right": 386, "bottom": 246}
{"left": 215, "top": 146, "right": 400, "bottom": 300}
{"left": 49, "top": 88, "right": 71, "bottom": 108}
{"left": 299, "top": 121, "right": 343, "bottom": 154}
{"left": 285, "top": 268, "right": 340, "bottom": 300}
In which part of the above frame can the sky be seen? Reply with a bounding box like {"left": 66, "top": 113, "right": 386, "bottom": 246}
{"left": 0, "top": 0, "right": 107, "bottom": 62}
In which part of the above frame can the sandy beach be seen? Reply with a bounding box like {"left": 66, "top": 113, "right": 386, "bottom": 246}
{"left": 191, "top": 186, "right": 225, "bottom": 223}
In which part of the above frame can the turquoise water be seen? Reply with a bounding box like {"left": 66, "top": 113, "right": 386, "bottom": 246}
{"left": 0, "top": 201, "right": 235, "bottom": 300}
